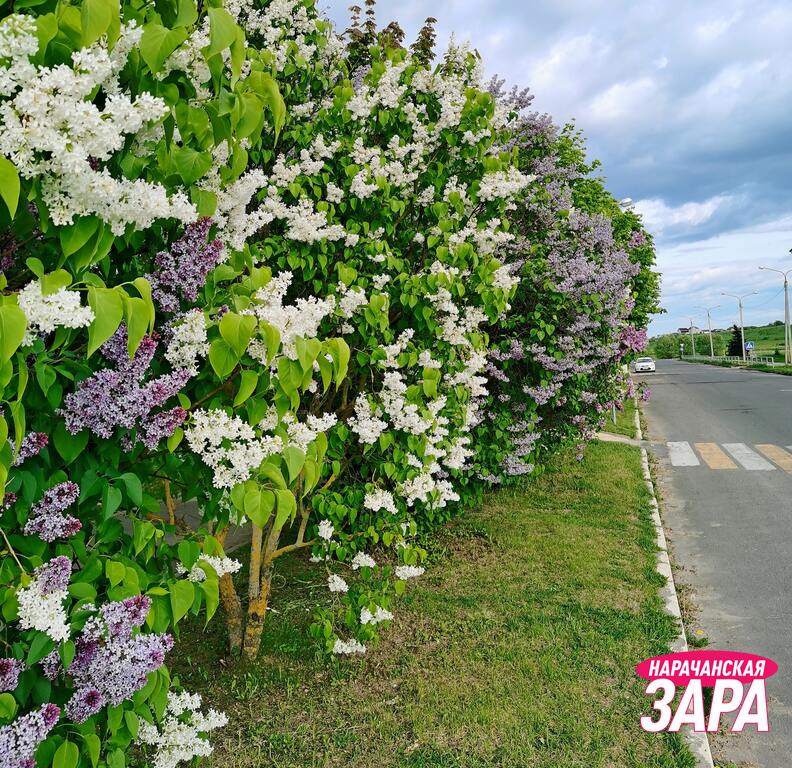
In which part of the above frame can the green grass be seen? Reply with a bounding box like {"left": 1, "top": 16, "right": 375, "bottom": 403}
{"left": 173, "top": 443, "right": 694, "bottom": 768}
{"left": 602, "top": 398, "right": 637, "bottom": 438}
{"left": 649, "top": 321, "right": 789, "bottom": 360}
{"left": 680, "top": 357, "right": 792, "bottom": 376}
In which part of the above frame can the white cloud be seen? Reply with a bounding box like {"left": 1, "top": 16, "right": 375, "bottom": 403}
{"left": 634, "top": 195, "right": 732, "bottom": 232}
{"left": 586, "top": 77, "right": 660, "bottom": 126}
{"left": 695, "top": 11, "right": 742, "bottom": 43}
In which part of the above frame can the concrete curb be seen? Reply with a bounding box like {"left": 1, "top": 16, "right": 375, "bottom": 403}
{"left": 634, "top": 406, "right": 715, "bottom": 768}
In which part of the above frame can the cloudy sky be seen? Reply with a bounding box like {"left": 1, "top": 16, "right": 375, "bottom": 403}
{"left": 320, "top": 0, "right": 792, "bottom": 335}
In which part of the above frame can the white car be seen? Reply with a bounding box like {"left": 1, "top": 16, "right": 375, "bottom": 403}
{"left": 634, "top": 356, "right": 656, "bottom": 373}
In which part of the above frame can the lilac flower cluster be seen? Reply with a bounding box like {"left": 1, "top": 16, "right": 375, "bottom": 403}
{"left": 0, "top": 658, "right": 23, "bottom": 692}
{"left": 147, "top": 218, "right": 224, "bottom": 312}
{"left": 65, "top": 596, "right": 172, "bottom": 722}
{"left": 12, "top": 432, "right": 48, "bottom": 465}
{"left": 477, "top": 80, "right": 655, "bottom": 480}
{"left": 0, "top": 703, "right": 60, "bottom": 768}
{"left": 618, "top": 325, "right": 648, "bottom": 354}
{"left": 58, "top": 325, "right": 190, "bottom": 450}
{"left": 35, "top": 556, "right": 72, "bottom": 594}
{"left": 23, "top": 482, "right": 81, "bottom": 542}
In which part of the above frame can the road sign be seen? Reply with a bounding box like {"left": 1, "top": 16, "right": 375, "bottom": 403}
{"left": 745, "top": 341, "right": 755, "bottom": 351}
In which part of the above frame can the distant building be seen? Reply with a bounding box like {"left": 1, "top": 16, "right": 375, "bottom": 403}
{"left": 678, "top": 326, "right": 702, "bottom": 334}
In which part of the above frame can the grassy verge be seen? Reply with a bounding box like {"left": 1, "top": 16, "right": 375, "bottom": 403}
{"left": 601, "top": 398, "right": 637, "bottom": 438}
{"left": 174, "top": 443, "right": 693, "bottom": 768}
{"left": 680, "top": 357, "right": 792, "bottom": 376}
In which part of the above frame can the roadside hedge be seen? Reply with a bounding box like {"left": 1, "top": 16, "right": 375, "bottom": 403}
{"left": 0, "top": 1, "right": 658, "bottom": 766}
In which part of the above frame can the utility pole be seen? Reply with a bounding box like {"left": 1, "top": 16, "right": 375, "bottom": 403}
{"left": 688, "top": 317, "right": 697, "bottom": 356}
{"left": 695, "top": 305, "right": 720, "bottom": 357}
{"left": 722, "top": 291, "right": 758, "bottom": 362}
{"left": 758, "top": 262, "right": 792, "bottom": 365}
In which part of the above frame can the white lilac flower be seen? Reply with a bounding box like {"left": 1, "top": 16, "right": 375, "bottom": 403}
{"left": 327, "top": 575, "right": 348, "bottom": 593}
{"left": 18, "top": 281, "right": 95, "bottom": 335}
{"left": 351, "top": 552, "right": 376, "bottom": 570}
{"left": 137, "top": 689, "right": 227, "bottom": 768}
{"left": 363, "top": 489, "right": 398, "bottom": 515}
{"left": 185, "top": 409, "right": 283, "bottom": 489}
{"left": 348, "top": 395, "right": 387, "bottom": 444}
{"left": 332, "top": 638, "right": 366, "bottom": 655}
{"left": 16, "top": 576, "right": 70, "bottom": 643}
{"left": 360, "top": 606, "right": 394, "bottom": 625}
{"left": 165, "top": 310, "right": 208, "bottom": 375}
{"left": 395, "top": 565, "right": 425, "bottom": 580}
{"left": 318, "top": 519, "right": 334, "bottom": 541}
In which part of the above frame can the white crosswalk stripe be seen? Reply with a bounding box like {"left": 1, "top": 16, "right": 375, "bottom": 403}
{"left": 722, "top": 443, "right": 776, "bottom": 471}
{"left": 667, "top": 441, "right": 700, "bottom": 466}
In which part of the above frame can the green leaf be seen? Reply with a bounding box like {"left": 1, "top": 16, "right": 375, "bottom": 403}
{"left": 206, "top": 7, "right": 239, "bottom": 57}
{"left": 171, "top": 146, "right": 212, "bottom": 185}
{"left": 233, "top": 370, "right": 258, "bottom": 406}
{"left": 86, "top": 286, "right": 123, "bottom": 357}
{"left": 81, "top": 0, "right": 113, "bottom": 45}
{"left": 208, "top": 338, "right": 237, "bottom": 378}
{"left": 103, "top": 485, "right": 123, "bottom": 518}
{"left": 219, "top": 312, "right": 256, "bottom": 356}
{"left": 122, "top": 294, "right": 149, "bottom": 356}
{"left": 26, "top": 632, "right": 54, "bottom": 665}
{"left": 53, "top": 420, "right": 88, "bottom": 464}
{"left": 140, "top": 24, "right": 188, "bottom": 73}
{"left": 106, "top": 560, "right": 125, "bottom": 587}
{"left": 273, "top": 489, "right": 296, "bottom": 529}
{"left": 83, "top": 734, "right": 101, "bottom": 768}
{"left": 60, "top": 216, "right": 99, "bottom": 257}
{"left": 249, "top": 71, "right": 286, "bottom": 139}
{"left": 119, "top": 473, "right": 143, "bottom": 506}
{"left": 124, "top": 710, "right": 139, "bottom": 738}
{"left": 170, "top": 580, "right": 195, "bottom": 624}
{"left": 40, "top": 269, "right": 72, "bottom": 296}
{"left": 282, "top": 446, "right": 305, "bottom": 484}
{"left": 53, "top": 739, "right": 79, "bottom": 768}
{"left": 0, "top": 304, "right": 26, "bottom": 363}
{"left": 0, "top": 157, "right": 20, "bottom": 218}
{"left": 244, "top": 488, "right": 274, "bottom": 527}
{"left": 0, "top": 692, "right": 18, "bottom": 719}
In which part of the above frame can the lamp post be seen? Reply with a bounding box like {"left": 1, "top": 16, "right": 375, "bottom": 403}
{"left": 722, "top": 291, "right": 759, "bottom": 362}
{"left": 695, "top": 305, "right": 720, "bottom": 358}
{"left": 758, "top": 260, "right": 792, "bottom": 365}
{"left": 688, "top": 317, "right": 697, "bottom": 357}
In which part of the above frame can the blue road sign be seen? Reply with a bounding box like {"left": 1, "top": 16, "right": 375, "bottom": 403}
{"left": 745, "top": 341, "right": 755, "bottom": 351}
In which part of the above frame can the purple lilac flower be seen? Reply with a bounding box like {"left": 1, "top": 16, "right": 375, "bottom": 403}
{"left": 39, "top": 651, "right": 61, "bottom": 681}
{"left": 68, "top": 598, "right": 170, "bottom": 708}
{"left": 0, "top": 703, "right": 60, "bottom": 768}
{"left": 100, "top": 595, "right": 151, "bottom": 639}
{"left": 23, "top": 483, "right": 81, "bottom": 542}
{"left": 1, "top": 492, "right": 16, "bottom": 510}
{"left": 628, "top": 230, "right": 646, "bottom": 248}
{"left": 0, "top": 659, "right": 23, "bottom": 692}
{"left": 34, "top": 557, "right": 72, "bottom": 595}
{"left": 141, "top": 407, "right": 187, "bottom": 450}
{"left": 147, "top": 218, "right": 224, "bottom": 312}
{"left": 65, "top": 686, "right": 104, "bottom": 723}
{"left": 12, "top": 432, "right": 48, "bottom": 466}
{"left": 58, "top": 326, "right": 190, "bottom": 450}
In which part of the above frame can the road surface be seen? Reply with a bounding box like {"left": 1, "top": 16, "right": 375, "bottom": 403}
{"left": 641, "top": 359, "right": 792, "bottom": 767}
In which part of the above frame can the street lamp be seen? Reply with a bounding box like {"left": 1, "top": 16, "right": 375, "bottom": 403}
{"left": 759, "top": 258, "right": 792, "bottom": 365}
{"left": 688, "top": 316, "right": 697, "bottom": 357}
{"left": 695, "top": 305, "right": 720, "bottom": 358}
{"left": 721, "top": 291, "right": 759, "bottom": 362}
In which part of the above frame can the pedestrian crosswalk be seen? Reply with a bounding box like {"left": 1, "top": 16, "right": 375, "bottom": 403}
{"left": 667, "top": 442, "right": 792, "bottom": 471}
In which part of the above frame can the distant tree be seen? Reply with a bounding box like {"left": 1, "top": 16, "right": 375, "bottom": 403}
{"left": 727, "top": 325, "right": 743, "bottom": 356}
{"left": 411, "top": 16, "right": 438, "bottom": 64}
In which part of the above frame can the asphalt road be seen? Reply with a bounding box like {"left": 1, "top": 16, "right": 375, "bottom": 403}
{"left": 641, "top": 359, "right": 792, "bottom": 767}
